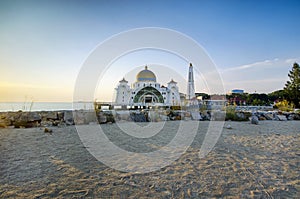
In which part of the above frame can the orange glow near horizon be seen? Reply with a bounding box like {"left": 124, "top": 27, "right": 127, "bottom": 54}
{"left": 0, "top": 82, "right": 74, "bottom": 102}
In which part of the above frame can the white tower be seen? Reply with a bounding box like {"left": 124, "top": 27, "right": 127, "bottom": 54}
{"left": 187, "top": 63, "right": 196, "bottom": 100}
{"left": 115, "top": 78, "right": 130, "bottom": 105}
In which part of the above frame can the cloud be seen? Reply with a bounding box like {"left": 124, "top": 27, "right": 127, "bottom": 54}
{"left": 285, "top": 57, "right": 300, "bottom": 64}
{"left": 219, "top": 57, "right": 299, "bottom": 93}
{"left": 222, "top": 58, "right": 279, "bottom": 72}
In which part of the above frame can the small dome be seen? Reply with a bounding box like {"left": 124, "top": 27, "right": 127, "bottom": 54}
{"left": 136, "top": 66, "right": 156, "bottom": 82}
{"left": 168, "top": 79, "right": 177, "bottom": 84}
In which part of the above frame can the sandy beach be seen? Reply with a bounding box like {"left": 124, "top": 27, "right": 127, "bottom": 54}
{"left": 0, "top": 121, "right": 299, "bottom": 198}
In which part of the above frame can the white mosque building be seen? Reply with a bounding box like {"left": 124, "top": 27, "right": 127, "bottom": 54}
{"left": 114, "top": 64, "right": 196, "bottom": 109}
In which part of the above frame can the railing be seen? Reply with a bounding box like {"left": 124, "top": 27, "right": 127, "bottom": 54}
{"left": 235, "top": 106, "right": 274, "bottom": 111}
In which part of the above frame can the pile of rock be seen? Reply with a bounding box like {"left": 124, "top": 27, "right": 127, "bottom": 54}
{"left": 0, "top": 111, "right": 66, "bottom": 128}
{"left": 114, "top": 110, "right": 189, "bottom": 122}
{"left": 251, "top": 111, "right": 300, "bottom": 121}
{"left": 1, "top": 109, "right": 299, "bottom": 128}
{"left": 0, "top": 111, "right": 95, "bottom": 128}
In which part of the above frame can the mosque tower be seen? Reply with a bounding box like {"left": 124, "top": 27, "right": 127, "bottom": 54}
{"left": 187, "top": 63, "right": 196, "bottom": 100}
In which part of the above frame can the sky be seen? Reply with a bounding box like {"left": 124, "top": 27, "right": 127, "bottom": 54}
{"left": 0, "top": 0, "right": 300, "bottom": 102}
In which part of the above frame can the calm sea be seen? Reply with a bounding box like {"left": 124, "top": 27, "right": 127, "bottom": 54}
{"left": 0, "top": 102, "right": 95, "bottom": 112}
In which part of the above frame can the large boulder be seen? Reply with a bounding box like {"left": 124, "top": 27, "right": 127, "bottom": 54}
{"left": 236, "top": 112, "right": 245, "bottom": 120}
{"left": 293, "top": 113, "right": 300, "bottom": 120}
{"left": 116, "top": 110, "right": 130, "bottom": 121}
{"left": 73, "top": 110, "right": 98, "bottom": 124}
{"left": 64, "top": 111, "right": 74, "bottom": 125}
{"left": 98, "top": 112, "right": 107, "bottom": 124}
{"left": 211, "top": 111, "right": 225, "bottom": 121}
{"left": 160, "top": 115, "right": 169, "bottom": 121}
{"left": 148, "top": 111, "right": 159, "bottom": 122}
{"left": 57, "top": 112, "right": 64, "bottom": 120}
{"left": 40, "top": 120, "right": 54, "bottom": 127}
{"left": 0, "top": 113, "right": 12, "bottom": 127}
{"left": 0, "top": 118, "right": 11, "bottom": 128}
{"left": 4, "top": 112, "right": 19, "bottom": 123}
{"left": 73, "top": 111, "right": 85, "bottom": 125}
{"left": 251, "top": 116, "right": 259, "bottom": 125}
{"left": 13, "top": 112, "right": 41, "bottom": 128}
{"left": 41, "top": 111, "right": 57, "bottom": 120}
{"left": 130, "top": 112, "right": 147, "bottom": 122}
{"left": 287, "top": 114, "right": 295, "bottom": 120}
{"left": 191, "top": 111, "right": 202, "bottom": 120}
{"left": 26, "top": 112, "right": 41, "bottom": 122}
{"left": 275, "top": 115, "right": 287, "bottom": 121}
{"left": 263, "top": 113, "right": 274, "bottom": 120}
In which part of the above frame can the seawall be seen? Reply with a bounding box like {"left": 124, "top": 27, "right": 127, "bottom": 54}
{"left": 0, "top": 109, "right": 299, "bottom": 128}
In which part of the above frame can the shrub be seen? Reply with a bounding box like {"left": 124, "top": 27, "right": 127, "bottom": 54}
{"left": 275, "top": 100, "right": 294, "bottom": 112}
{"left": 225, "top": 106, "right": 249, "bottom": 121}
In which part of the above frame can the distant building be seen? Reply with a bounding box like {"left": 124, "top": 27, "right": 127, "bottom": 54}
{"left": 202, "top": 95, "right": 227, "bottom": 110}
{"left": 231, "top": 89, "right": 244, "bottom": 94}
{"left": 114, "top": 63, "right": 200, "bottom": 109}
{"left": 114, "top": 66, "right": 181, "bottom": 108}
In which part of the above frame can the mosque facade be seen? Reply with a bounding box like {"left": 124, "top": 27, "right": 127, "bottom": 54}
{"left": 114, "top": 64, "right": 195, "bottom": 108}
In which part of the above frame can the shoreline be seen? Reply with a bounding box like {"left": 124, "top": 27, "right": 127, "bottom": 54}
{"left": 0, "top": 109, "right": 299, "bottom": 129}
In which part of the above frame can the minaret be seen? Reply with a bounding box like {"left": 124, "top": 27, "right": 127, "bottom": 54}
{"left": 187, "top": 63, "right": 196, "bottom": 100}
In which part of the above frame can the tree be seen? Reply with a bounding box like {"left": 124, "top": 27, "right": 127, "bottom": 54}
{"left": 268, "top": 90, "right": 287, "bottom": 103}
{"left": 246, "top": 93, "right": 270, "bottom": 106}
{"left": 284, "top": 62, "right": 300, "bottom": 108}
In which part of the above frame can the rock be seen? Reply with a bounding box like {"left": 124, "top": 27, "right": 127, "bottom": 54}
{"left": 226, "top": 124, "right": 232, "bottom": 129}
{"left": 14, "top": 121, "right": 39, "bottom": 128}
{"left": 116, "top": 110, "right": 130, "bottom": 120}
{"left": 263, "top": 113, "right": 274, "bottom": 120}
{"left": 174, "top": 115, "right": 181, "bottom": 120}
{"left": 103, "top": 111, "right": 115, "bottom": 123}
{"left": 200, "top": 112, "right": 210, "bottom": 121}
{"left": 25, "top": 112, "right": 42, "bottom": 122}
{"left": 184, "top": 112, "right": 191, "bottom": 117}
{"left": 57, "top": 112, "right": 64, "bottom": 120}
{"left": 160, "top": 115, "right": 169, "bottom": 121}
{"left": 287, "top": 114, "right": 294, "bottom": 120}
{"left": 74, "top": 111, "right": 85, "bottom": 125}
{"left": 259, "top": 116, "right": 266, "bottom": 120}
{"left": 64, "top": 111, "right": 74, "bottom": 125}
{"left": 130, "top": 112, "right": 147, "bottom": 122}
{"left": 12, "top": 112, "right": 41, "bottom": 128}
{"left": 84, "top": 111, "right": 98, "bottom": 123}
{"left": 148, "top": 111, "right": 159, "bottom": 122}
{"left": 4, "top": 112, "right": 18, "bottom": 122}
{"left": 98, "top": 112, "right": 107, "bottom": 124}
{"left": 293, "top": 113, "right": 300, "bottom": 120}
{"left": 211, "top": 111, "right": 226, "bottom": 121}
{"left": 0, "top": 118, "right": 11, "bottom": 128}
{"left": 275, "top": 115, "right": 287, "bottom": 121}
{"left": 40, "top": 120, "right": 53, "bottom": 127}
{"left": 44, "top": 127, "right": 53, "bottom": 133}
{"left": 236, "top": 112, "right": 245, "bottom": 119}
{"left": 251, "top": 116, "right": 259, "bottom": 125}
{"left": 191, "top": 111, "right": 202, "bottom": 120}
{"left": 73, "top": 111, "right": 97, "bottom": 125}
{"left": 41, "top": 112, "right": 57, "bottom": 120}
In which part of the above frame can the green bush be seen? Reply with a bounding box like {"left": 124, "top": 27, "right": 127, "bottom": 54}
{"left": 225, "top": 106, "right": 249, "bottom": 121}
{"left": 275, "top": 100, "right": 294, "bottom": 112}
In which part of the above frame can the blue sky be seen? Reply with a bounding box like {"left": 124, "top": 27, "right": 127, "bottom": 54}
{"left": 0, "top": 0, "right": 300, "bottom": 101}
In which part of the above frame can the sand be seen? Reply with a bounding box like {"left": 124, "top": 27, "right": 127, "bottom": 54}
{"left": 0, "top": 121, "right": 299, "bottom": 198}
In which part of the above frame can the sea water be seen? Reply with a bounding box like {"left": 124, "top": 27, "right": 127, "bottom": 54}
{"left": 0, "top": 102, "right": 95, "bottom": 112}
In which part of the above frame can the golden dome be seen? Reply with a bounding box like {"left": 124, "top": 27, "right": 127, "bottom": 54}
{"left": 136, "top": 66, "right": 156, "bottom": 82}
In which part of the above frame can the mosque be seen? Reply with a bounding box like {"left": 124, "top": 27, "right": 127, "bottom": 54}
{"left": 114, "top": 63, "right": 196, "bottom": 109}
